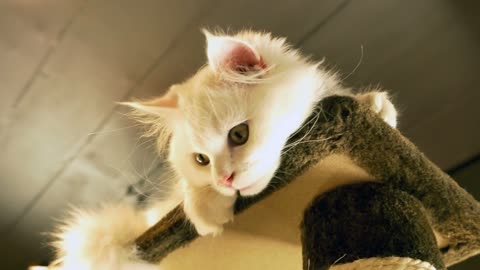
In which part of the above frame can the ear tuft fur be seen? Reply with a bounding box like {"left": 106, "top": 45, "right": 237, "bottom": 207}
{"left": 118, "top": 90, "right": 178, "bottom": 116}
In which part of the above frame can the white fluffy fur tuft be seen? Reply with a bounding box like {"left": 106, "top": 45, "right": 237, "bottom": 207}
{"left": 51, "top": 204, "right": 167, "bottom": 270}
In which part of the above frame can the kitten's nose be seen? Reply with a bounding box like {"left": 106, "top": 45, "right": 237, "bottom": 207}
{"left": 218, "top": 172, "right": 235, "bottom": 187}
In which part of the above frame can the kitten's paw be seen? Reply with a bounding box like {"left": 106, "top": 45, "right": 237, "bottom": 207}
{"left": 183, "top": 199, "right": 229, "bottom": 236}
{"left": 183, "top": 185, "right": 236, "bottom": 236}
{"left": 357, "top": 92, "right": 397, "bottom": 128}
{"left": 191, "top": 217, "right": 225, "bottom": 236}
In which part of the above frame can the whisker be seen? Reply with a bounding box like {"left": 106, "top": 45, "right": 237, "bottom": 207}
{"left": 281, "top": 133, "right": 342, "bottom": 156}
{"left": 341, "top": 45, "right": 364, "bottom": 82}
{"left": 283, "top": 110, "right": 321, "bottom": 150}
{"left": 286, "top": 107, "right": 322, "bottom": 140}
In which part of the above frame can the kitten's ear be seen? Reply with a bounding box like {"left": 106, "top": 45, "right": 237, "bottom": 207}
{"left": 203, "top": 30, "right": 266, "bottom": 73}
{"left": 119, "top": 90, "right": 178, "bottom": 117}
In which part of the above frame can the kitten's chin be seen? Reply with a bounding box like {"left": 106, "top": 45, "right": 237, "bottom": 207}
{"left": 236, "top": 158, "right": 281, "bottom": 197}
{"left": 238, "top": 176, "right": 271, "bottom": 197}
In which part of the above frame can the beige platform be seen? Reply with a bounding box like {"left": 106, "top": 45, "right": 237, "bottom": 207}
{"left": 160, "top": 155, "right": 373, "bottom": 269}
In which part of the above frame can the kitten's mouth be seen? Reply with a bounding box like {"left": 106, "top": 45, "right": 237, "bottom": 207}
{"left": 218, "top": 184, "right": 252, "bottom": 195}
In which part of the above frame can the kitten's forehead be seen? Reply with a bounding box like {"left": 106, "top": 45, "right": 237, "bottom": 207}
{"left": 181, "top": 82, "right": 252, "bottom": 127}
{"left": 183, "top": 119, "right": 225, "bottom": 153}
{"left": 177, "top": 85, "right": 254, "bottom": 155}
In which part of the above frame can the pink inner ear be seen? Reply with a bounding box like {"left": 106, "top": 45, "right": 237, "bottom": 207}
{"left": 219, "top": 40, "right": 266, "bottom": 72}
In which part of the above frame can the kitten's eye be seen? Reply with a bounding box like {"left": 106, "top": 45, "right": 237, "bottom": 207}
{"left": 194, "top": 153, "right": 210, "bottom": 166}
{"left": 228, "top": 123, "right": 249, "bottom": 146}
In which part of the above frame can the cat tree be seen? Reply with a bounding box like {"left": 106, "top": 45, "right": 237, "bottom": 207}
{"left": 134, "top": 96, "right": 480, "bottom": 270}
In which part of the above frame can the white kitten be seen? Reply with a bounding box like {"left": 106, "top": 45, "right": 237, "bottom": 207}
{"left": 126, "top": 30, "right": 397, "bottom": 235}
{"left": 51, "top": 29, "right": 397, "bottom": 269}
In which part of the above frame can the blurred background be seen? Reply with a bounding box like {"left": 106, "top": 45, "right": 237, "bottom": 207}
{"left": 0, "top": 0, "right": 479, "bottom": 269}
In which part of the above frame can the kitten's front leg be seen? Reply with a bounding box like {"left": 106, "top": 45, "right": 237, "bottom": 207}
{"left": 183, "top": 182, "right": 236, "bottom": 236}
{"left": 356, "top": 91, "right": 398, "bottom": 128}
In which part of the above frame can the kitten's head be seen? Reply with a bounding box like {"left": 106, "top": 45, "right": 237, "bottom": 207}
{"left": 125, "top": 30, "right": 320, "bottom": 197}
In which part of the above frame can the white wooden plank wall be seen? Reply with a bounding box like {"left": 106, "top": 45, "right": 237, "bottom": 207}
{"left": 0, "top": 0, "right": 478, "bottom": 269}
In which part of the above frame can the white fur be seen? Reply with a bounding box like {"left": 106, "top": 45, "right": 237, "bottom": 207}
{"left": 51, "top": 189, "right": 182, "bottom": 269}
{"left": 51, "top": 204, "right": 149, "bottom": 269}
{"left": 52, "top": 29, "right": 398, "bottom": 269}
{"left": 356, "top": 91, "right": 397, "bottom": 128}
